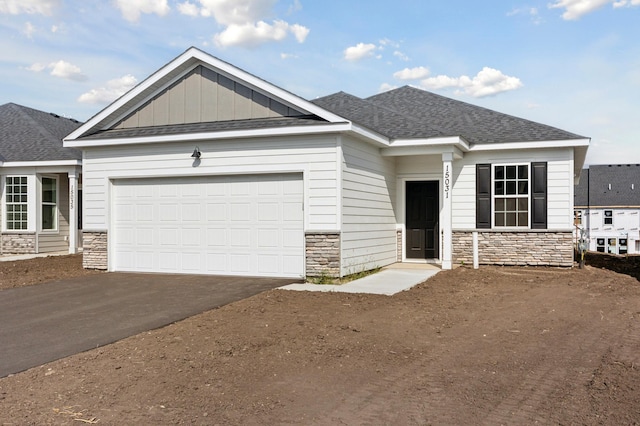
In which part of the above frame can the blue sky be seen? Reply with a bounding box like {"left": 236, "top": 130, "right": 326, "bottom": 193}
{"left": 1, "top": 0, "right": 639, "bottom": 166}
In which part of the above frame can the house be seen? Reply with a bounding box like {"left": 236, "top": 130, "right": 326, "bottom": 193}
{"left": 574, "top": 164, "right": 640, "bottom": 255}
{"left": 0, "top": 103, "right": 82, "bottom": 255}
{"left": 64, "top": 47, "right": 589, "bottom": 278}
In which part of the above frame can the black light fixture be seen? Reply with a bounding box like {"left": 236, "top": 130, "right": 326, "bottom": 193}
{"left": 191, "top": 146, "right": 201, "bottom": 159}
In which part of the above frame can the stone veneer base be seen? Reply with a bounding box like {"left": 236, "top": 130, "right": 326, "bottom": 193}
{"left": 305, "top": 232, "right": 341, "bottom": 278}
{"left": 83, "top": 231, "right": 108, "bottom": 270}
{"left": 452, "top": 230, "right": 574, "bottom": 267}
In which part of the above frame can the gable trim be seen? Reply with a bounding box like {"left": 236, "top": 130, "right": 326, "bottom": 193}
{"left": 65, "top": 47, "right": 349, "bottom": 142}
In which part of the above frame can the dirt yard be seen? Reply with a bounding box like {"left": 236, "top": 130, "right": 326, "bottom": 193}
{"left": 0, "top": 254, "right": 639, "bottom": 425}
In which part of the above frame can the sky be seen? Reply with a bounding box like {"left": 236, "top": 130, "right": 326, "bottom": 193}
{"left": 1, "top": 0, "right": 639, "bottom": 166}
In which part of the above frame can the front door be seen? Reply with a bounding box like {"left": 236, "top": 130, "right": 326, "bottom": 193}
{"left": 406, "top": 181, "right": 439, "bottom": 259}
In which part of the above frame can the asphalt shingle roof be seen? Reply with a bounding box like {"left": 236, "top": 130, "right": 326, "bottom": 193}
{"left": 575, "top": 164, "right": 640, "bottom": 207}
{"left": 0, "top": 103, "right": 82, "bottom": 162}
{"left": 313, "top": 86, "right": 586, "bottom": 145}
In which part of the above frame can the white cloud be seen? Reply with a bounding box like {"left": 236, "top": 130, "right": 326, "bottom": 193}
{"left": 78, "top": 74, "right": 138, "bottom": 104}
{"left": 548, "top": 0, "right": 639, "bottom": 20}
{"left": 280, "top": 52, "right": 298, "bottom": 59}
{"left": 177, "top": 1, "right": 199, "bottom": 16}
{"left": 23, "top": 21, "right": 36, "bottom": 38}
{"left": 0, "top": 0, "right": 60, "bottom": 15}
{"left": 419, "top": 67, "right": 523, "bottom": 98}
{"left": 26, "top": 62, "right": 46, "bottom": 72}
{"left": 198, "top": 0, "right": 276, "bottom": 25}
{"left": 393, "top": 66, "right": 430, "bottom": 80}
{"left": 344, "top": 43, "right": 377, "bottom": 61}
{"left": 48, "top": 60, "right": 87, "bottom": 81}
{"left": 27, "top": 60, "right": 87, "bottom": 81}
{"left": 393, "top": 51, "right": 410, "bottom": 61}
{"left": 214, "top": 20, "right": 307, "bottom": 47}
{"left": 113, "top": 0, "right": 170, "bottom": 23}
{"left": 379, "top": 83, "right": 398, "bottom": 92}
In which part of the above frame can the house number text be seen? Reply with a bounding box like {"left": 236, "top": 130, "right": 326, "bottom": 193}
{"left": 444, "top": 165, "right": 450, "bottom": 199}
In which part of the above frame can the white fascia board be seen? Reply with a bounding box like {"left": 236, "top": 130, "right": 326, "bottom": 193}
{"left": 381, "top": 136, "right": 469, "bottom": 157}
{"left": 1, "top": 160, "right": 82, "bottom": 168}
{"left": 469, "top": 138, "right": 590, "bottom": 152}
{"left": 349, "top": 123, "right": 390, "bottom": 147}
{"left": 64, "top": 123, "right": 353, "bottom": 148}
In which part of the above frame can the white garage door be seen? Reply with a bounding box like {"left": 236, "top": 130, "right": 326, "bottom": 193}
{"left": 112, "top": 174, "right": 304, "bottom": 277}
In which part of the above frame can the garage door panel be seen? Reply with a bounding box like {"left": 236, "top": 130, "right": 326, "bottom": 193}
{"left": 113, "top": 174, "right": 303, "bottom": 277}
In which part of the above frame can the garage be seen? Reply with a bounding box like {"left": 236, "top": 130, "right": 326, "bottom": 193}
{"left": 111, "top": 173, "right": 304, "bottom": 278}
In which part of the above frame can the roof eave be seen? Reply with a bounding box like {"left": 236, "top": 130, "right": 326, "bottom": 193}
{"left": 64, "top": 123, "right": 353, "bottom": 148}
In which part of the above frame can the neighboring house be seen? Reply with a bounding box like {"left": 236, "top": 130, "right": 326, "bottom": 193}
{"left": 574, "top": 164, "right": 640, "bottom": 255}
{"left": 64, "top": 47, "right": 589, "bottom": 278}
{"left": 0, "top": 103, "right": 83, "bottom": 255}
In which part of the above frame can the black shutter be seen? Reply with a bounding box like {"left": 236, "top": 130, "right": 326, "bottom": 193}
{"left": 476, "top": 164, "right": 491, "bottom": 229}
{"left": 531, "top": 162, "right": 547, "bottom": 229}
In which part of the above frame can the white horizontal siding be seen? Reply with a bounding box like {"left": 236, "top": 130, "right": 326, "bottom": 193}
{"left": 341, "top": 136, "right": 397, "bottom": 276}
{"left": 81, "top": 134, "right": 340, "bottom": 231}
{"left": 451, "top": 148, "right": 574, "bottom": 230}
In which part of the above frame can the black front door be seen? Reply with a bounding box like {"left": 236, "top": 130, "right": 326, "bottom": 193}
{"left": 406, "top": 181, "right": 439, "bottom": 259}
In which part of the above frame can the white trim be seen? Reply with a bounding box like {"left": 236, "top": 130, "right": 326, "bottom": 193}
{"left": 64, "top": 123, "right": 352, "bottom": 148}
{"left": 470, "top": 138, "right": 590, "bottom": 151}
{"left": 39, "top": 174, "right": 59, "bottom": 232}
{"left": 390, "top": 136, "right": 470, "bottom": 149}
{"left": 1, "top": 160, "right": 81, "bottom": 168}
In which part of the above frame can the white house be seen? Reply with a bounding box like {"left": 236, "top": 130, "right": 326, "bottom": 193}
{"left": 64, "top": 47, "right": 589, "bottom": 278}
{"left": 0, "top": 103, "right": 82, "bottom": 255}
{"left": 574, "top": 164, "right": 640, "bottom": 255}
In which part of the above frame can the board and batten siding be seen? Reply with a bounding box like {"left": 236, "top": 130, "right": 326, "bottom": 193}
{"left": 114, "top": 66, "right": 302, "bottom": 129}
{"left": 451, "top": 148, "right": 575, "bottom": 230}
{"left": 81, "top": 134, "right": 341, "bottom": 233}
{"left": 38, "top": 173, "right": 70, "bottom": 253}
{"left": 340, "top": 135, "right": 397, "bottom": 276}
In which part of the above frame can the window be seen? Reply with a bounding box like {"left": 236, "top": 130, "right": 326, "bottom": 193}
{"left": 596, "top": 238, "right": 605, "bottom": 253}
{"left": 41, "top": 177, "right": 57, "bottom": 230}
{"left": 476, "top": 162, "right": 547, "bottom": 230}
{"left": 5, "top": 176, "right": 28, "bottom": 230}
{"left": 494, "top": 164, "right": 529, "bottom": 227}
{"left": 574, "top": 210, "right": 583, "bottom": 226}
{"left": 603, "top": 210, "right": 613, "bottom": 226}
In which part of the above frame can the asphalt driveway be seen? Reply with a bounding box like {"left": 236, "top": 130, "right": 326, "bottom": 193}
{"left": 0, "top": 273, "right": 299, "bottom": 378}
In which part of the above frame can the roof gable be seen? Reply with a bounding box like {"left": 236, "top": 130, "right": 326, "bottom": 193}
{"left": 67, "top": 47, "right": 345, "bottom": 141}
{"left": 0, "top": 103, "right": 82, "bottom": 163}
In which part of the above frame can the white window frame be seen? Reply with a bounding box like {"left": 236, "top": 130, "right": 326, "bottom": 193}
{"left": 4, "top": 175, "right": 29, "bottom": 231}
{"left": 492, "top": 163, "right": 530, "bottom": 228}
{"left": 40, "top": 175, "right": 58, "bottom": 232}
{"left": 603, "top": 210, "right": 613, "bottom": 226}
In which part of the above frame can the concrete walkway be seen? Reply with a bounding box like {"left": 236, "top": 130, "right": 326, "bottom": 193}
{"left": 280, "top": 263, "right": 440, "bottom": 296}
{"left": 0, "top": 251, "right": 70, "bottom": 262}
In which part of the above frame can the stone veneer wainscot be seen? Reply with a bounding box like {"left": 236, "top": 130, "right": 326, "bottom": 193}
{"left": 452, "top": 230, "right": 574, "bottom": 267}
{"left": 1, "top": 233, "right": 36, "bottom": 254}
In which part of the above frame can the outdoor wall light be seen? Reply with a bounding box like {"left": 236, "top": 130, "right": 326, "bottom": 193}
{"left": 191, "top": 146, "right": 201, "bottom": 159}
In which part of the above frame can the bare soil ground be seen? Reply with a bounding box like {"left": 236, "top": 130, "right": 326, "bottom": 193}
{"left": 0, "top": 254, "right": 639, "bottom": 425}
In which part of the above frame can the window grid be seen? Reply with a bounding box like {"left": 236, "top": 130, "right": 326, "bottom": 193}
{"left": 494, "top": 164, "right": 529, "bottom": 227}
{"left": 5, "top": 176, "right": 28, "bottom": 230}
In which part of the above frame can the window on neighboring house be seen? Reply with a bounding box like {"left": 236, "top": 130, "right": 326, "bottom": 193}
{"left": 5, "top": 176, "right": 28, "bottom": 230}
{"left": 41, "top": 177, "right": 57, "bottom": 230}
{"left": 476, "top": 162, "right": 547, "bottom": 229}
{"left": 574, "top": 210, "right": 583, "bottom": 226}
{"left": 603, "top": 210, "right": 613, "bottom": 226}
{"left": 596, "top": 238, "right": 606, "bottom": 252}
